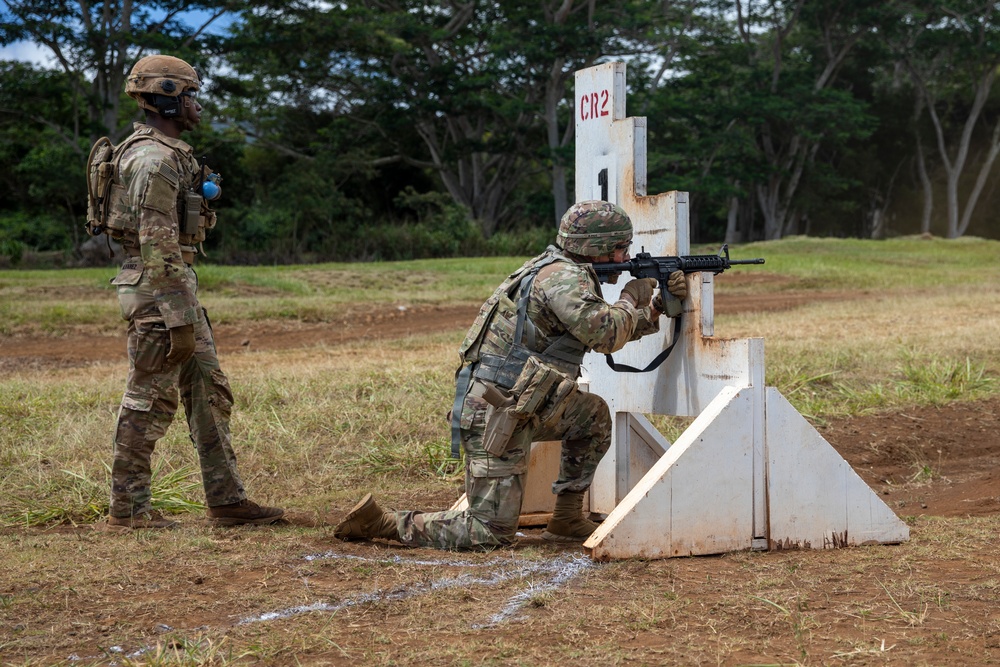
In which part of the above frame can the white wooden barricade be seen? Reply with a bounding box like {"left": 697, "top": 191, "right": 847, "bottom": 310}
{"left": 453, "top": 62, "right": 908, "bottom": 561}
{"left": 574, "top": 62, "right": 908, "bottom": 559}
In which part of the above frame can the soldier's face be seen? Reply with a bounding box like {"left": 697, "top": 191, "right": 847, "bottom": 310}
{"left": 593, "top": 246, "right": 630, "bottom": 263}
{"left": 179, "top": 89, "right": 202, "bottom": 129}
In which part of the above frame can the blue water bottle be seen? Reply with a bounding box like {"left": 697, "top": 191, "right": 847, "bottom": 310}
{"left": 201, "top": 173, "right": 222, "bottom": 200}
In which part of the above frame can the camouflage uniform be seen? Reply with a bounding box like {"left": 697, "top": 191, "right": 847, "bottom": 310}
{"left": 394, "top": 245, "right": 659, "bottom": 549}
{"left": 108, "top": 123, "right": 246, "bottom": 519}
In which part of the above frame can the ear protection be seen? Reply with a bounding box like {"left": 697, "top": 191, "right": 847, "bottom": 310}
{"left": 150, "top": 92, "right": 181, "bottom": 117}
{"left": 148, "top": 79, "right": 183, "bottom": 117}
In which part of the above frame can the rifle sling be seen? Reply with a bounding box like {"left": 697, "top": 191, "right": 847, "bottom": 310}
{"left": 604, "top": 315, "right": 682, "bottom": 373}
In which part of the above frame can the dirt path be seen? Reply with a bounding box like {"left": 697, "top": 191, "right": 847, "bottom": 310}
{"left": 0, "top": 289, "right": 851, "bottom": 369}
{"left": 819, "top": 397, "right": 1000, "bottom": 519}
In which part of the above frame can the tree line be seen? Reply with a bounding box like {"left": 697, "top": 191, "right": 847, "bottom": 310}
{"left": 1, "top": 0, "right": 999, "bottom": 266}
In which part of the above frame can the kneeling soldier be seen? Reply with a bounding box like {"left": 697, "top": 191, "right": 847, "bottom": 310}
{"left": 335, "top": 200, "right": 687, "bottom": 548}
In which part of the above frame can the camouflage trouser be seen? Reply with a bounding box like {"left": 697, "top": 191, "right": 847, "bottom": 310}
{"left": 110, "top": 264, "right": 245, "bottom": 518}
{"left": 396, "top": 383, "right": 611, "bottom": 550}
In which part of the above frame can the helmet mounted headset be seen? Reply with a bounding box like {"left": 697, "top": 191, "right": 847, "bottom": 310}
{"left": 125, "top": 55, "right": 200, "bottom": 121}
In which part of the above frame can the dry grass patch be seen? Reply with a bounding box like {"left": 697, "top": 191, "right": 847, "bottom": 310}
{"left": 2, "top": 240, "right": 1000, "bottom": 665}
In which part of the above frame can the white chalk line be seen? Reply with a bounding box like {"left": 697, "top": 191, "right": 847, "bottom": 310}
{"left": 473, "top": 555, "right": 594, "bottom": 628}
{"left": 240, "top": 551, "right": 595, "bottom": 627}
{"left": 67, "top": 551, "right": 595, "bottom": 661}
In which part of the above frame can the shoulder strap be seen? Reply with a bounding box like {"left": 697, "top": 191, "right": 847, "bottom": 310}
{"left": 604, "top": 316, "right": 683, "bottom": 373}
{"left": 459, "top": 249, "right": 562, "bottom": 363}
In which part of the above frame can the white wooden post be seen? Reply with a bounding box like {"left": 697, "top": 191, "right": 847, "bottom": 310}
{"left": 570, "top": 62, "right": 908, "bottom": 559}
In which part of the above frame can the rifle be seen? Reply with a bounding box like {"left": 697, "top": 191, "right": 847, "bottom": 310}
{"left": 591, "top": 244, "right": 765, "bottom": 372}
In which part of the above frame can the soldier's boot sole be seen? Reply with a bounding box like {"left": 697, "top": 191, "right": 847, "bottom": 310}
{"left": 104, "top": 515, "right": 179, "bottom": 532}
{"left": 207, "top": 500, "right": 284, "bottom": 526}
{"left": 541, "top": 518, "right": 598, "bottom": 543}
{"left": 334, "top": 493, "right": 380, "bottom": 540}
{"left": 209, "top": 514, "right": 283, "bottom": 527}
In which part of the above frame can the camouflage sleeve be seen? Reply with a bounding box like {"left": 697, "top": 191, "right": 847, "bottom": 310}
{"left": 534, "top": 262, "right": 639, "bottom": 354}
{"left": 631, "top": 306, "right": 661, "bottom": 340}
{"left": 123, "top": 147, "right": 199, "bottom": 328}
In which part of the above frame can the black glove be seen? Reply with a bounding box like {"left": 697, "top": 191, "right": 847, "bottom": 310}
{"left": 621, "top": 277, "right": 657, "bottom": 308}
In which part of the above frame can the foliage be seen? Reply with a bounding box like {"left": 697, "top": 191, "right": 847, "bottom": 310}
{"left": 0, "top": 211, "right": 73, "bottom": 264}
{"left": 1, "top": 0, "right": 1000, "bottom": 263}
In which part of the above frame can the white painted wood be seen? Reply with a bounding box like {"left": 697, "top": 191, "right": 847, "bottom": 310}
{"left": 451, "top": 440, "right": 563, "bottom": 515}
{"left": 520, "top": 440, "right": 561, "bottom": 514}
{"left": 765, "top": 388, "right": 909, "bottom": 548}
{"left": 614, "top": 413, "right": 671, "bottom": 500}
{"left": 575, "top": 62, "right": 625, "bottom": 204}
{"left": 585, "top": 387, "right": 756, "bottom": 560}
{"left": 553, "top": 61, "right": 907, "bottom": 558}
{"left": 575, "top": 59, "right": 763, "bottom": 519}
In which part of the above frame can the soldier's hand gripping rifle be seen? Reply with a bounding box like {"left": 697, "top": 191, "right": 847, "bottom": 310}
{"left": 591, "top": 244, "right": 765, "bottom": 372}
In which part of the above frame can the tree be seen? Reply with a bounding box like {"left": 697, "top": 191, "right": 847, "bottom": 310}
{"left": 894, "top": 0, "right": 1000, "bottom": 238}
{"left": 640, "top": 0, "right": 886, "bottom": 241}
{"left": 1, "top": 0, "right": 233, "bottom": 143}
{"left": 729, "top": 0, "right": 898, "bottom": 240}
{"left": 223, "top": 0, "right": 672, "bottom": 237}
{"left": 0, "top": 61, "right": 91, "bottom": 253}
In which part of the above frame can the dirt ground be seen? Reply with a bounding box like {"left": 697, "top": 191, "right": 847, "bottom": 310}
{"left": 0, "top": 282, "right": 852, "bottom": 369}
{"left": 3, "top": 286, "right": 999, "bottom": 665}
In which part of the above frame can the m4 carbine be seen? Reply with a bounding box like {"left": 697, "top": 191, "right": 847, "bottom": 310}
{"left": 591, "top": 244, "right": 765, "bottom": 372}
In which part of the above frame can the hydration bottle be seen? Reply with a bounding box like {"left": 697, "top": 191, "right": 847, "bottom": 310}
{"left": 201, "top": 173, "right": 222, "bottom": 200}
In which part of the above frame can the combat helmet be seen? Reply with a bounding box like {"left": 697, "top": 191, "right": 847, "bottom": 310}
{"left": 125, "top": 55, "right": 200, "bottom": 117}
{"left": 556, "top": 200, "right": 633, "bottom": 257}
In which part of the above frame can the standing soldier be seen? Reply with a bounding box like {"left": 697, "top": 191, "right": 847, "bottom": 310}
{"left": 88, "top": 55, "right": 283, "bottom": 530}
{"left": 335, "top": 201, "right": 688, "bottom": 548}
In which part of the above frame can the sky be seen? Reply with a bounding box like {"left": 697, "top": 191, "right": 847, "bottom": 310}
{"left": 0, "top": 40, "right": 54, "bottom": 67}
{"left": 0, "top": 8, "right": 236, "bottom": 68}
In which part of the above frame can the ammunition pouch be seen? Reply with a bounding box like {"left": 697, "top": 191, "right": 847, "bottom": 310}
{"left": 479, "top": 356, "right": 578, "bottom": 457}
{"left": 511, "top": 356, "right": 578, "bottom": 425}
{"left": 474, "top": 347, "right": 532, "bottom": 391}
{"left": 182, "top": 190, "right": 201, "bottom": 236}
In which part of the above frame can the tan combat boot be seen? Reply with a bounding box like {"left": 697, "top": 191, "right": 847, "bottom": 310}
{"left": 106, "top": 510, "right": 179, "bottom": 531}
{"left": 334, "top": 494, "right": 399, "bottom": 541}
{"left": 542, "top": 490, "right": 598, "bottom": 542}
{"left": 207, "top": 499, "right": 284, "bottom": 526}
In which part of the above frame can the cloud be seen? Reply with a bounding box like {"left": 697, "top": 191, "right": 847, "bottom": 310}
{"left": 0, "top": 41, "right": 56, "bottom": 68}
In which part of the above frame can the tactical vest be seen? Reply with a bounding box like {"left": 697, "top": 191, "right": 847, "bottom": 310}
{"left": 449, "top": 247, "right": 591, "bottom": 457}
{"left": 462, "top": 246, "right": 589, "bottom": 389}
{"left": 86, "top": 126, "right": 217, "bottom": 252}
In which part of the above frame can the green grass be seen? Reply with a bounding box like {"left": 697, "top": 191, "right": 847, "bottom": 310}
{"left": 0, "top": 256, "right": 522, "bottom": 334}
{"left": 1, "top": 237, "right": 998, "bottom": 527}
{"left": 732, "top": 235, "right": 1000, "bottom": 291}
{"left": 4, "top": 236, "right": 999, "bottom": 334}
{"left": 766, "top": 353, "right": 996, "bottom": 423}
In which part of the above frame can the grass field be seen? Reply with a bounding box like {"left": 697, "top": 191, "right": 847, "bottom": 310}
{"left": 1, "top": 236, "right": 999, "bottom": 665}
